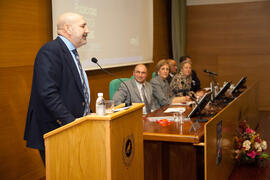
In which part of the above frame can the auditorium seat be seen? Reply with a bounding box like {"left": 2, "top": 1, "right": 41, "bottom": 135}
{"left": 109, "top": 78, "right": 130, "bottom": 99}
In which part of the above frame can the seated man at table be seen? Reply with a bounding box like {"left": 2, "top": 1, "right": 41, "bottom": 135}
{"left": 166, "top": 58, "right": 178, "bottom": 84}
{"left": 113, "top": 64, "right": 153, "bottom": 114}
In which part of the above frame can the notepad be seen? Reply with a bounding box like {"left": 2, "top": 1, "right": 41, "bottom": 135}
{"left": 146, "top": 116, "right": 175, "bottom": 122}
{"left": 164, "top": 107, "right": 186, "bottom": 113}
{"left": 113, "top": 106, "right": 130, "bottom": 112}
{"left": 171, "top": 101, "right": 194, "bottom": 106}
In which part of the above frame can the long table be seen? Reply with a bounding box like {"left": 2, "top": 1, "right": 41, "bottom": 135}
{"left": 143, "top": 82, "right": 259, "bottom": 180}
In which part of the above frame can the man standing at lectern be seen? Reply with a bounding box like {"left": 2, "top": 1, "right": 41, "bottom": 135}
{"left": 24, "top": 12, "right": 91, "bottom": 165}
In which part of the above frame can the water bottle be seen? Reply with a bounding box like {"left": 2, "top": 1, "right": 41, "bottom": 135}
{"left": 96, "top": 93, "right": 105, "bottom": 115}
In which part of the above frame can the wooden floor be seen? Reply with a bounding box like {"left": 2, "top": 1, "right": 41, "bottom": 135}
{"left": 229, "top": 111, "right": 270, "bottom": 180}
{"left": 39, "top": 112, "right": 270, "bottom": 180}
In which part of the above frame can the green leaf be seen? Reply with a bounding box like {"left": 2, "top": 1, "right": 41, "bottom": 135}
{"left": 260, "top": 152, "right": 270, "bottom": 159}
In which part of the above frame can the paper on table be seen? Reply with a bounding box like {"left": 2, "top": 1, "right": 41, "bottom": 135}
{"left": 171, "top": 101, "right": 194, "bottom": 106}
{"left": 164, "top": 107, "right": 186, "bottom": 113}
{"left": 113, "top": 106, "right": 130, "bottom": 112}
{"left": 147, "top": 116, "right": 190, "bottom": 122}
{"left": 147, "top": 116, "right": 175, "bottom": 122}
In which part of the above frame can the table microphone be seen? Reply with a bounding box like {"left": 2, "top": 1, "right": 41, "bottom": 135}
{"left": 91, "top": 57, "right": 132, "bottom": 107}
{"left": 203, "top": 69, "right": 218, "bottom": 76}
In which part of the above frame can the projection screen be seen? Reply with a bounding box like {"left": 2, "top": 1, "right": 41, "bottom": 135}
{"left": 52, "top": 0, "right": 153, "bottom": 70}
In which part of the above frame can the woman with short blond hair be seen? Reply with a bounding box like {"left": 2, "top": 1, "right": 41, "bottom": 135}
{"left": 151, "top": 59, "right": 188, "bottom": 110}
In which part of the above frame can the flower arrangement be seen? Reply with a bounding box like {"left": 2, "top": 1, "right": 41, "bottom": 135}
{"left": 233, "top": 120, "right": 269, "bottom": 164}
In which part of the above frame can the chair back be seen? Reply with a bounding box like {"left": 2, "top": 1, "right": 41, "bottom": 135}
{"left": 109, "top": 78, "right": 130, "bottom": 99}
{"left": 152, "top": 72, "right": 156, "bottom": 78}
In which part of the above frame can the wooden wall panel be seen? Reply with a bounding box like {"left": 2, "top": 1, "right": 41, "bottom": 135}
{"left": 217, "top": 55, "right": 270, "bottom": 110}
{"left": 0, "top": 66, "right": 45, "bottom": 179}
{"left": 0, "top": 0, "right": 52, "bottom": 67}
{"left": 190, "top": 54, "right": 218, "bottom": 88}
{"left": 187, "top": 1, "right": 270, "bottom": 110}
{"left": 0, "top": 0, "right": 51, "bottom": 179}
{"left": 0, "top": 0, "right": 171, "bottom": 179}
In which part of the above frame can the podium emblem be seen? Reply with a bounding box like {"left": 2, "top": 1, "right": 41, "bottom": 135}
{"left": 122, "top": 134, "right": 135, "bottom": 167}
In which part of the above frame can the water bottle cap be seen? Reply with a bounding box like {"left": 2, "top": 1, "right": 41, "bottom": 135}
{"left": 98, "top": 93, "right": 103, "bottom": 97}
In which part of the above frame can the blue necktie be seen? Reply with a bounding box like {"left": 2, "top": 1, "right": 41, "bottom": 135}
{"left": 72, "top": 49, "right": 90, "bottom": 115}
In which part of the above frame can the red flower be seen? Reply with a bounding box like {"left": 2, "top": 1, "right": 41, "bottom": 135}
{"left": 247, "top": 151, "right": 256, "bottom": 159}
{"left": 255, "top": 137, "right": 262, "bottom": 143}
{"left": 246, "top": 128, "right": 254, "bottom": 134}
{"left": 233, "top": 120, "right": 269, "bottom": 163}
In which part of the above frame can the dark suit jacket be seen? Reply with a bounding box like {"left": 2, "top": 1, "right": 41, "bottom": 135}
{"left": 166, "top": 74, "right": 174, "bottom": 84}
{"left": 24, "top": 37, "right": 87, "bottom": 150}
{"left": 191, "top": 70, "right": 201, "bottom": 92}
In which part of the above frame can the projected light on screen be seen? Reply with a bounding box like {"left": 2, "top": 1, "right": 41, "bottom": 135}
{"left": 52, "top": 0, "right": 153, "bottom": 70}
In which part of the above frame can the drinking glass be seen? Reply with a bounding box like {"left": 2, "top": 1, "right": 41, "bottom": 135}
{"left": 178, "top": 107, "right": 186, "bottom": 124}
{"left": 174, "top": 112, "right": 180, "bottom": 122}
{"left": 105, "top": 100, "right": 114, "bottom": 114}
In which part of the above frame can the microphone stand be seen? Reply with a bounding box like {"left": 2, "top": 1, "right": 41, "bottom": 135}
{"left": 204, "top": 70, "right": 218, "bottom": 102}
{"left": 92, "top": 58, "right": 132, "bottom": 107}
{"left": 209, "top": 74, "right": 217, "bottom": 102}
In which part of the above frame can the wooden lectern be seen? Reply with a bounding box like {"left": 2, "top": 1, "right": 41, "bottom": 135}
{"left": 44, "top": 103, "right": 144, "bottom": 180}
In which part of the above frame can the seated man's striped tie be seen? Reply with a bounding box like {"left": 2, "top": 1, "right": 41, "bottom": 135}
{"left": 141, "top": 85, "right": 151, "bottom": 114}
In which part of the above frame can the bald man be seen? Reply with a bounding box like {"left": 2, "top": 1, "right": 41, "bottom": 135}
{"left": 113, "top": 64, "right": 153, "bottom": 114}
{"left": 24, "top": 12, "right": 90, "bottom": 164}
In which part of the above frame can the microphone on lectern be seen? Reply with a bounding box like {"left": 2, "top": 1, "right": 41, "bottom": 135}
{"left": 91, "top": 57, "right": 98, "bottom": 63}
{"left": 91, "top": 57, "right": 132, "bottom": 107}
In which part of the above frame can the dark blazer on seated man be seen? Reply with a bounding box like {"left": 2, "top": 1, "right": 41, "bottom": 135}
{"left": 24, "top": 13, "right": 91, "bottom": 152}
{"left": 112, "top": 64, "right": 153, "bottom": 114}
{"left": 166, "top": 59, "right": 178, "bottom": 84}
